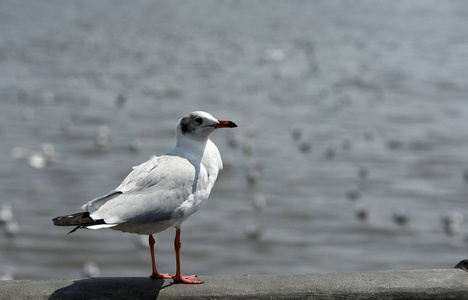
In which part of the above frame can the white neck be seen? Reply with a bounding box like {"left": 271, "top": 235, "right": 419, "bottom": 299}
{"left": 175, "top": 135, "right": 209, "bottom": 156}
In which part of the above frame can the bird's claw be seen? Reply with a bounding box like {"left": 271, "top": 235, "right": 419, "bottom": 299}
{"left": 150, "top": 273, "right": 173, "bottom": 279}
{"left": 173, "top": 274, "right": 203, "bottom": 284}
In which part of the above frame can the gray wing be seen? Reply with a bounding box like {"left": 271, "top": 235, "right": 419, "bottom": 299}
{"left": 82, "top": 155, "right": 196, "bottom": 224}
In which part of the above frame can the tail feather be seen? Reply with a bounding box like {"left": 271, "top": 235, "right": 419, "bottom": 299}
{"left": 52, "top": 212, "right": 106, "bottom": 234}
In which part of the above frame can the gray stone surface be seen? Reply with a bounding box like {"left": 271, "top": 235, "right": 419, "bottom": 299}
{"left": 1, "top": 269, "right": 467, "bottom": 299}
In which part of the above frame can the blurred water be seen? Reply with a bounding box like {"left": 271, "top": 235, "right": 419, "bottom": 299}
{"left": 1, "top": 0, "right": 468, "bottom": 279}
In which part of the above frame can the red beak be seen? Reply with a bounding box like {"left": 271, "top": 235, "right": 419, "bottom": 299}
{"left": 210, "top": 120, "right": 238, "bottom": 129}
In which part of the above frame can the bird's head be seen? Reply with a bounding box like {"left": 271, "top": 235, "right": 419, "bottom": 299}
{"left": 176, "top": 111, "right": 237, "bottom": 142}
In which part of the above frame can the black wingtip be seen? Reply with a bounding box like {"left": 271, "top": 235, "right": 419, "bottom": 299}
{"left": 67, "top": 225, "right": 82, "bottom": 235}
{"left": 53, "top": 211, "right": 106, "bottom": 235}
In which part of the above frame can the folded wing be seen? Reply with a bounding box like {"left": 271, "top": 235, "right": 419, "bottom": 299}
{"left": 82, "top": 155, "right": 196, "bottom": 225}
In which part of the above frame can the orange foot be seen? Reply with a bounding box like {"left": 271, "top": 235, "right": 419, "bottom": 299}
{"left": 150, "top": 272, "right": 173, "bottom": 280}
{"left": 173, "top": 274, "right": 204, "bottom": 284}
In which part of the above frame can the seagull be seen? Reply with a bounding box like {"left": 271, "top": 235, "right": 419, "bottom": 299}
{"left": 53, "top": 111, "right": 237, "bottom": 284}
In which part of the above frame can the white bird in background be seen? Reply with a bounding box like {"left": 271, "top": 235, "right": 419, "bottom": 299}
{"left": 53, "top": 111, "right": 237, "bottom": 284}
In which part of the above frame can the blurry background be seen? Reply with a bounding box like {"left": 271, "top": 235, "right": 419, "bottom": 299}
{"left": 1, "top": 0, "right": 468, "bottom": 279}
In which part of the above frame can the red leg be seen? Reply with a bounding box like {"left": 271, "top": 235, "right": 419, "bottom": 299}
{"left": 173, "top": 229, "right": 203, "bottom": 284}
{"left": 148, "top": 234, "right": 172, "bottom": 279}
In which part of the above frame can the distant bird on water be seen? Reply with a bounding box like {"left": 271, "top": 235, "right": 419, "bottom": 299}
{"left": 53, "top": 111, "right": 237, "bottom": 284}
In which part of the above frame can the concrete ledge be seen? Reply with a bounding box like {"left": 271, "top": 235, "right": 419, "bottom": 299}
{"left": 1, "top": 269, "right": 467, "bottom": 300}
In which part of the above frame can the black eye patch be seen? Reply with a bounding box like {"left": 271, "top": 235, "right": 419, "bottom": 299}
{"left": 180, "top": 116, "right": 193, "bottom": 134}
